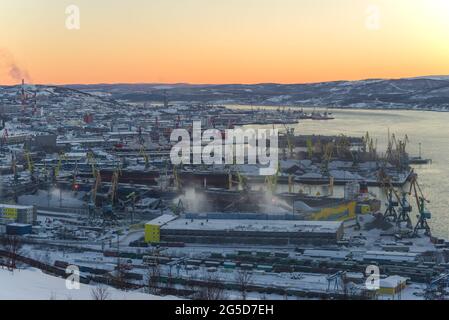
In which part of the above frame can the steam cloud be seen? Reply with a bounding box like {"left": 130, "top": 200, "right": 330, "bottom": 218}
{"left": 0, "top": 48, "right": 32, "bottom": 84}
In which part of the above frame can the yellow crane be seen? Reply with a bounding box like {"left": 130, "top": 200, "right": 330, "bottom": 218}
{"left": 284, "top": 126, "right": 294, "bottom": 157}
{"left": 306, "top": 137, "right": 314, "bottom": 159}
{"left": 321, "top": 142, "right": 334, "bottom": 175}
{"left": 236, "top": 171, "right": 247, "bottom": 191}
{"left": 11, "top": 153, "right": 18, "bottom": 182}
{"left": 288, "top": 174, "right": 294, "bottom": 193}
{"left": 87, "top": 151, "right": 97, "bottom": 177}
{"left": 173, "top": 165, "right": 181, "bottom": 190}
{"left": 139, "top": 145, "right": 150, "bottom": 169}
{"left": 265, "top": 162, "right": 280, "bottom": 193}
{"left": 91, "top": 169, "right": 102, "bottom": 206}
{"left": 54, "top": 153, "right": 67, "bottom": 179}
{"left": 109, "top": 167, "right": 121, "bottom": 205}
{"left": 24, "top": 150, "right": 34, "bottom": 174}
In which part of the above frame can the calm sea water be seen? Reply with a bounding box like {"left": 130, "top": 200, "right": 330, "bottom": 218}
{"left": 230, "top": 106, "right": 449, "bottom": 238}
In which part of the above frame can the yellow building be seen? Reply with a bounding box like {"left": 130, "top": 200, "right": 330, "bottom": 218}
{"left": 378, "top": 276, "right": 408, "bottom": 297}
{"left": 144, "top": 214, "right": 177, "bottom": 244}
{"left": 145, "top": 224, "right": 161, "bottom": 243}
{"left": 312, "top": 201, "right": 356, "bottom": 221}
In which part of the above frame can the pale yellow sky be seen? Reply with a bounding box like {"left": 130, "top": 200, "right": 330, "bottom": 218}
{"left": 0, "top": 0, "right": 448, "bottom": 85}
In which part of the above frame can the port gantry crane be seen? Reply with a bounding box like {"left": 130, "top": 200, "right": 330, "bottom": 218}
{"left": 265, "top": 162, "right": 280, "bottom": 194}
{"left": 282, "top": 124, "right": 295, "bottom": 159}
{"left": 408, "top": 172, "right": 432, "bottom": 237}
{"left": 172, "top": 165, "right": 181, "bottom": 191}
{"left": 320, "top": 142, "right": 334, "bottom": 176}
{"left": 139, "top": 144, "right": 150, "bottom": 169}
{"left": 87, "top": 150, "right": 98, "bottom": 178}
{"left": 379, "top": 171, "right": 412, "bottom": 228}
{"left": 89, "top": 168, "right": 102, "bottom": 218}
{"left": 425, "top": 273, "right": 449, "bottom": 300}
{"left": 306, "top": 137, "right": 314, "bottom": 159}
{"left": 380, "top": 169, "right": 431, "bottom": 237}
{"left": 53, "top": 152, "right": 67, "bottom": 182}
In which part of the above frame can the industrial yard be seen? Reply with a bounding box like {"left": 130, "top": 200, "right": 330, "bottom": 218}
{"left": 0, "top": 80, "right": 447, "bottom": 301}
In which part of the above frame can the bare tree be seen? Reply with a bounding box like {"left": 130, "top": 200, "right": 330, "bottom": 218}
{"left": 235, "top": 269, "right": 253, "bottom": 300}
{"left": 91, "top": 285, "right": 111, "bottom": 300}
{"left": 146, "top": 264, "right": 161, "bottom": 295}
{"left": 166, "top": 267, "right": 174, "bottom": 290}
{"left": 113, "top": 261, "right": 128, "bottom": 290}
{"left": 0, "top": 235, "right": 23, "bottom": 271}
{"left": 191, "top": 272, "right": 228, "bottom": 300}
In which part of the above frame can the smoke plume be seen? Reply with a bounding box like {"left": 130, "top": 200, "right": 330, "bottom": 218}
{"left": 0, "top": 48, "right": 32, "bottom": 84}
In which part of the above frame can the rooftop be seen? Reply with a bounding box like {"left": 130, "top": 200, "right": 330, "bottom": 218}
{"left": 162, "top": 218, "right": 343, "bottom": 233}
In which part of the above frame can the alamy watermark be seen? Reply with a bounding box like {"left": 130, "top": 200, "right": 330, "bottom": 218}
{"left": 170, "top": 121, "right": 279, "bottom": 176}
{"left": 65, "top": 265, "right": 80, "bottom": 290}
{"left": 365, "top": 5, "right": 381, "bottom": 31}
{"left": 365, "top": 265, "right": 380, "bottom": 290}
{"left": 65, "top": 5, "right": 81, "bottom": 30}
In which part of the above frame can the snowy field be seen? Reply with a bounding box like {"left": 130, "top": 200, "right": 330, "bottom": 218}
{"left": 0, "top": 267, "right": 178, "bottom": 300}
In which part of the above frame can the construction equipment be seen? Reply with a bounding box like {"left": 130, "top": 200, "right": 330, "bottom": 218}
{"left": 379, "top": 171, "right": 412, "bottom": 227}
{"left": 306, "top": 137, "right": 313, "bottom": 159}
{"left": 327, "top": 271, "right": 347, "bottom": 293}
{"left": 383, "top": 190, "right": 399, "bottom": 222}
{"left": 288, "top": 174, "right": 294, "bottom": 193}
{"left": 173, "top": 165, "right": 181, "bottom": 191}
{"left": 265, "top": 162, "right": 280, "bottom": 193}
{"left": 24, "top": 149, "right": 34, "bottom": 175}
{"left": 109, "top": 166, "right": 121, "bottom": 206}
{"left": 126, "top": 191, "right": 137, "bottom": 222}
{"left": 139, "top": 144, "right": 150, "bottom": 169}
{"left": 87, "top": 151, "right": 97, "bottom": 177}
{"left": 409, "top": 173, "right": 431, "bottom": 236}
{"left": 283, "top": 125, "right": 294, "bottom": 158}
{"left": 425, "top": 274, "right": 449, "bottom": 300}
{"left": 91, "top": 169, "right": 102, "bottom": 206}
{"left": 235, "top": 170, "right": 248, "bottom": 191}
{"left": 414, "top": 197, "right": 431, "bottom": 236}
{"left": 54, "top": 153, "right": 67, "bottom": 180}
{"left": 397, "top": 191, "right": 413, "bottom": 228}
{"left": 320, "top": 142, "right": 334, "bottom": 175}
{"left": 1, "top": 128, "right": 8, "bottom": 146}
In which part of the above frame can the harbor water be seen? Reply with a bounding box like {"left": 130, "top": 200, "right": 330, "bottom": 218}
{"left": 231, "top": 106, "right": 449, "bottom": 239}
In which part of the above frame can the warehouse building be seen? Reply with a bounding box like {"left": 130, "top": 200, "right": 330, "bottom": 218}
{"left": 144, "top": 214, "right": 178, "bottom": 243}
{"left": 378, "top": 276, "right": 408, "bottom": 297}
{"left": 0, "top": 204, "right": 36, "bottom": 225}
{"left": 157, "top": 219, "right": 344, "bottom": 246}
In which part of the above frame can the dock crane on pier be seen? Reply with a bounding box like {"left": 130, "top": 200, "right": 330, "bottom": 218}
{"left": 409, "top": 172, "right": 432, "bottom": 237}
{"left": 88, "top": 168, "right": 102, "bottom": 219}
{"left": 87, "top": 151, "right": 97, "bottom": 177}
{"left": 265, "top": 162, "right": 280, "bottom": 193}
{"left": 53, "top": 153, "right": 67, "bottom": 181}
{"left": 379, "top": 171, "right": 412, "bottom": 228}
{"left": 383, "top": 189, "right": 400, "bottom": 222}
{"left": 320, "top": 142, "right": 334, "bottom": 176}
{"left": 139, "top": 144, "right": 150, "bottom": 169}
{"left": 173, "top": 165, "right": 181, "bottom": 191}
{"left": 306, "top": 137, "right": 314, "bottom": 159}
{"left": 282, "top": 125, "right": 294, "bottom": 158}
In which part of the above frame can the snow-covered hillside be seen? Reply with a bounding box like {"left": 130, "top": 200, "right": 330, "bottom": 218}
{"left": 0, "top": 267, "right": 178, "bottom": 300}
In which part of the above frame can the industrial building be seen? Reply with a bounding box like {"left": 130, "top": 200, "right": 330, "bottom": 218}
{"left": 144, "top": 214, "right": 178, "bottom": 243}
{"left": 378, "top": 276, "right": 408, "bottom": 297}
{"left": 0, "top": 204, "right": 36, "bottom": 225}
{"left": 154, "top": 219, "right": 344, "bottom": 246}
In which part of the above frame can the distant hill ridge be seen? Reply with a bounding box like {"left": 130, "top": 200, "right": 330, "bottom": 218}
{"left": 2, "top": 75, "right": 449, "bottom": 110}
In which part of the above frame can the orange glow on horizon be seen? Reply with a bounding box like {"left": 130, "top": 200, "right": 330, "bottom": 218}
{"left": 1, "top": 0, "right": 449, "bottom": 85}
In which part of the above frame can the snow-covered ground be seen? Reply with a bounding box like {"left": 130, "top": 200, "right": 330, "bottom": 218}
{"left": 0, "top": 267, "right": 178, "bottom": 300}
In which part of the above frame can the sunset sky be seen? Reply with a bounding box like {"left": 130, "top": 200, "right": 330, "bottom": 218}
{"left": 1, "top": 0, "right": 449, "bottom": 85}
